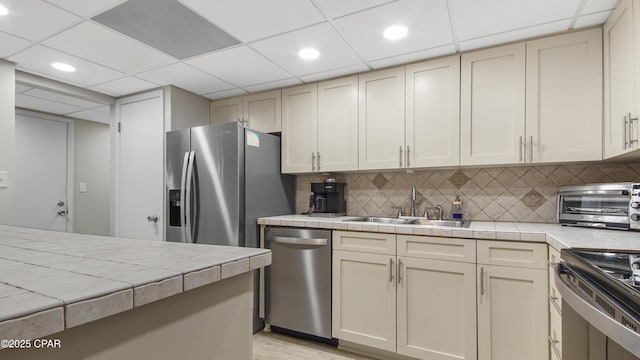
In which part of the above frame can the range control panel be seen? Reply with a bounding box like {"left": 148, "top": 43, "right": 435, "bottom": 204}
{"left": 632, "top": 183, "right": 640, "bottom": 230}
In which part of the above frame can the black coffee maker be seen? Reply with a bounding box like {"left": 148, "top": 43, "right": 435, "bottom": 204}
{"left": 309, "top": 179, "right": 347, "bottom": 217}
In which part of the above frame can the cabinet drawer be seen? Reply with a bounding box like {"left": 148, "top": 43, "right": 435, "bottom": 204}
{"left": 549, "top": 299, "right": 562, "bottom": 358}
{"left": 548, "top": 246, "right": 563, "bottom": 312}
{"left": 333, "top": 231, "right": 396, "bottom": 255}
{"left": 397, "top": 235, "right": 475, "bottom": 263}
{"left": 477, "top": 240, "right": 547, "bottom": 269}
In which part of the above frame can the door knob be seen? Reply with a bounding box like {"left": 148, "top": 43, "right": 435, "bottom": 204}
{"left": 147, "top": 215, "right": 159, "bottom": 223}
{"left": 57, "top": 208, "right": 67, "bottom": 216}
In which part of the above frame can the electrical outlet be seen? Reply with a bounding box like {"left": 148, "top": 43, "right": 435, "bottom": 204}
{"left": 0, "top": 171, "right": 8, "bottom": 188}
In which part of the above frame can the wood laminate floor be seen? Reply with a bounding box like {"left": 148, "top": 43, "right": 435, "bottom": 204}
{"left": 253, "top": 331, "right": 376, "bottom": 360}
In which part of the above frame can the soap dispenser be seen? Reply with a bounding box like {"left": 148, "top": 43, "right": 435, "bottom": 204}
{"left": 452, "top": 195, "right": 464, "bottom": 220}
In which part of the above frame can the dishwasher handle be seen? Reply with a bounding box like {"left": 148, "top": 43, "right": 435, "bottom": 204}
{"left": 268, "top": 236, "right": 328, "bottom": 246}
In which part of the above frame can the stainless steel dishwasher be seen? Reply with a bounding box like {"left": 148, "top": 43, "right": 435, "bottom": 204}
{"left": 265, "top": 227, "right": 332, "bottom": 340}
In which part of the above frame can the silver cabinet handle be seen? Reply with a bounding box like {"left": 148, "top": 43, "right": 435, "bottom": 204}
{"left": 269, "top": 236, "right": 327, "bottom": 246}
{"left": 529, "top": 135, "right": 533, "bottom": 162}
{"left": 312, "top": 153, "right": 316, "bottom": 171}
{"left": 548, "top": 293, "right": 562, "bottom": 314}
{"left": 624, "top": 114, "right": 629, "bottom": 149}
{"left": 389, "top": 258, "right": 394, "bottom": 283}
{"left": 399, "top": 146, "right": 403, "bottom": 168}
{"left": 548, "top": 336, "right": 561, "bottom": 360}
{"left": 629, "top": 112, "right": 639, "bottom": 146}
{"left": 406, "top": 146, "right": 410, "bottom": 168}
{"left": 519, "top": 136, "right": 523, "bottom": 162}
{"left": 147, "top": 215, "right": 159, "bottom": 223}
{"left": 317, "top": 152, "right": 321, "bottom": 171}
{"left": 480, "top": 267, "right": 485, "bottom": 296}
{"left": 397, "top": 258, "right": 402, "bottom": 284}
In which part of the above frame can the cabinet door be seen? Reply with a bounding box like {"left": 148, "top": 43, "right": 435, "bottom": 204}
{"left": 397, "top": 257, "right": 477, "bottom": 360}
{"left": 210, "top": 96, "right": 243, "bottom": 125}
{"left": 243, "top": 90, "right": 281, "bottom": 133}
{"left": 358, "top": 67, "right": 406, "bottom": 170}
{"left": 332, "top": 250, "right": 396, "bottom": 352}
{"left": 281, "top": 84, "right": 318, "bottom": 173}
{"left": 477, "top": 265, "right": 548, "bottom": 360}
{"left": 317, "top": 76, "right": 358, "bottom": 172}
{"left": 406, "top": 55, "right": 460, "bottom": 168}
{"left": 526, "top": 29, "right": 603, "bottom": 163}
{"left": 461, "top": 43, "right": 525, "bottom": 166}
{"left": 604, "top": 0, "right": 639, "bottom": 158}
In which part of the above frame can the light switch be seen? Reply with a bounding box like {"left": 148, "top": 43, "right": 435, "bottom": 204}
{"left": 0, "top": 171, "right": 7, "bottom": 188}
{"left": 79, "top": 182, "right": 87, "bottom": 193}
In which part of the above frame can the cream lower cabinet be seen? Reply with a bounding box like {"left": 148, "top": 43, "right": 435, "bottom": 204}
{"left": 548, "top": 246, "right": 563, "bottom": 360}
{"left": 476, "top": 241, "right": 548, "bottom": 360}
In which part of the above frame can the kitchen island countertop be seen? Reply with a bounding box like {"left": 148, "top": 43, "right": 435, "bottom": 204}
{"left": 258, "top": 215, "right": 640, "bottom": 251}
{"left": 0, "top": 224, "right": 270, "bottom": 343}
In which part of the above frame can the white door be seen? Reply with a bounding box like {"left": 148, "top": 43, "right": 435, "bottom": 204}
{"left": 115, "top": 91, "right": 164, "bottom": 240}
{"left": 15, "top": 111, "right": 70, "bottom": 232}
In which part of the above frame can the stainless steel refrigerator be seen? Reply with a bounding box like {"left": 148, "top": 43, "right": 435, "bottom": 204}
{"left": 165, "top": 122, "right": 294, "bottom": 330}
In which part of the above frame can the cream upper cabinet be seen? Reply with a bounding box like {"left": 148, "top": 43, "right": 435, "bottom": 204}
{"left": 317, "top": 76, "right": 359, "bottom": 172}
{"left": 406, "top": 55, "right": 460, "bottom": 168}
{"left": 526, "top": 28, "right": 603, "bottom": 163}
{"left": 477, "top": 241, "right": 548, "bottom": 360}
{"left": 210, "top": 90, "right": 281, "bottom": 133}
{"left": 604, "top": 0, "right": 640, "bottom": 158}
{"left": 281, "top": 84, "right": 317, "bottom": 173}
{"left": 359, "top": 67, "right": 406, "bottom": 170}
{"left": 210, "top": 96, "right": 243, "bottom": 125}
{"left": 461, "top": 43, "right": 526, "bottom": 166}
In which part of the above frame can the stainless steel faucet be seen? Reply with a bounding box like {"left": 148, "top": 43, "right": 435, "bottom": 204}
{"left": 410, "top": 186, "right": 417, "bottom": 217}
{"left": 424, "top": 205, "right": 444, "bottom": 220}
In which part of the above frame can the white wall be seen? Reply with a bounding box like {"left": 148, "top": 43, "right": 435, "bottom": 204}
{"left": 0, "top": 60, "right": 15, "bottom": 225}
{"left": 73, "top": 118, "right": 110, "bottom": 236}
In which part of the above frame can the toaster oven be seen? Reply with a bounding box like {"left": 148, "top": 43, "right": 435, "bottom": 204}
{"left": 557, "top": 182, "right": 640, "bottom": 230}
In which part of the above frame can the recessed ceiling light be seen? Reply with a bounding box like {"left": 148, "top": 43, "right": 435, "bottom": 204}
{"left": 298, "top": 48, "right": 320, "bottom": 61}
{"left": 384, "top": 25, "right": 408, "bottom": 40}
{"left": 51, "top": 63, "right": 76, "bottom": 73}
{"left": 0, "top": 5, "right": 9, "bottom": 16}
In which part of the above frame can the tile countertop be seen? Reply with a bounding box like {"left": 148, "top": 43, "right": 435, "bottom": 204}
{"left": 258, "top": 215, "right": 640, "bottom": 252}
{"left": 0, "top": 225, "right": 271, "bottom": 342}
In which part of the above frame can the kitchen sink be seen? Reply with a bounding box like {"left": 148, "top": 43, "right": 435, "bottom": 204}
{"left": 345, "top": 217, "right": 470, "bottom": 228}
{"left": 413, "top": 219, "right": 470, "bottom": 228}
{"left": 346, "top": 217, "right": 417, "bottom": 225}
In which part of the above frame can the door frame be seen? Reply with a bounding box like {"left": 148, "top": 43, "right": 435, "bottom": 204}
{"left": 15, "top": 108, "right": 74, "bottom": 233}
{"left": 111, "top": 89, "right": 164, "bottom": 238}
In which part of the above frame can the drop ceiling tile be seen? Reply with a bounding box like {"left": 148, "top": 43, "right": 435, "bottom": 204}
{"left": 44, "top": 0, "right": 127, "bottom": 17}
{"left": 369, "top": 45, "right": 457, "bottom": 69}
{"left": 458, "top": 20, "right": 572, "bottom": 52}
{"left": 15, "top": 94, "right": 83, "bottom": 115}
{"left": 42, "top": 21, "right": 176, "bottom": 74}
{"left": 311, "top": 0, "right": 395, "bottom": 18}
{"left": 203, "top": 88, "right": 248, "bottom": 100}
{"left": 23, "top": 88, "right": 105, "bottom": 109}
{"left": 66, "top": 109, "right": 110, "bottom": 124}
{"left": 177, "top": 0, "right": 325, "bottom": 42}
{"left": 9, "top": 45, "right": 126, "bottom": 86}
{"left": 574, "top": 11, "right": 613, "bottom": 28}
{"left": 251, "top": 23, "right": 362, "bottom": 76}
{"left": 244, "top": 78, "right": 302, "bottom": 93}
{"left": 15, "top": 84, "right": 32, "bottom": 94}
{"left": 0, "top": 0, "right": 80, "bottom": 41}
{"left": 90, "top": 76, "right": 158, "bottom": 96}
{"left": 582, "top": 0, "right": 619, "bottom": 14}
{"left": 332, "top": 0, "right": 453, "bottom": 62}
{"left": 450, "top": 0, "right": 581, "bottom": 41}
{"left": 136, "top": 63, "right": 234, "bottom": 95}
{"left": 0, "top": 32, "right": 31, "bottom": 58}
{"left": 298, "top": 63, "right": 369, "bottom": 83}
{"left": 186, "top": 46, "right": 292, "bottom": 87}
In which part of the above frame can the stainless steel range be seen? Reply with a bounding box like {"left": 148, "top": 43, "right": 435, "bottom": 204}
{"left": 556, "top": 248, "right": 640, "bottom": 359}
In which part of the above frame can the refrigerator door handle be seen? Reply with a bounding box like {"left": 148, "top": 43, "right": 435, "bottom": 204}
{"left": 185, "top": 151, "right": 196, "bottom": 243}
{"left": 179, "top": 151, "right": 190, "bottom": 242}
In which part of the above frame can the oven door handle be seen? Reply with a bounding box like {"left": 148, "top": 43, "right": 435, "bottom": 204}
{"left": 555, "top": 265, "right": 640, "bottom": 356}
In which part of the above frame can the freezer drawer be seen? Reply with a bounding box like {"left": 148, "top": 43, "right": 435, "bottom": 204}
{"left": 265, "top": 227, "right": 332, "bottom": 339}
